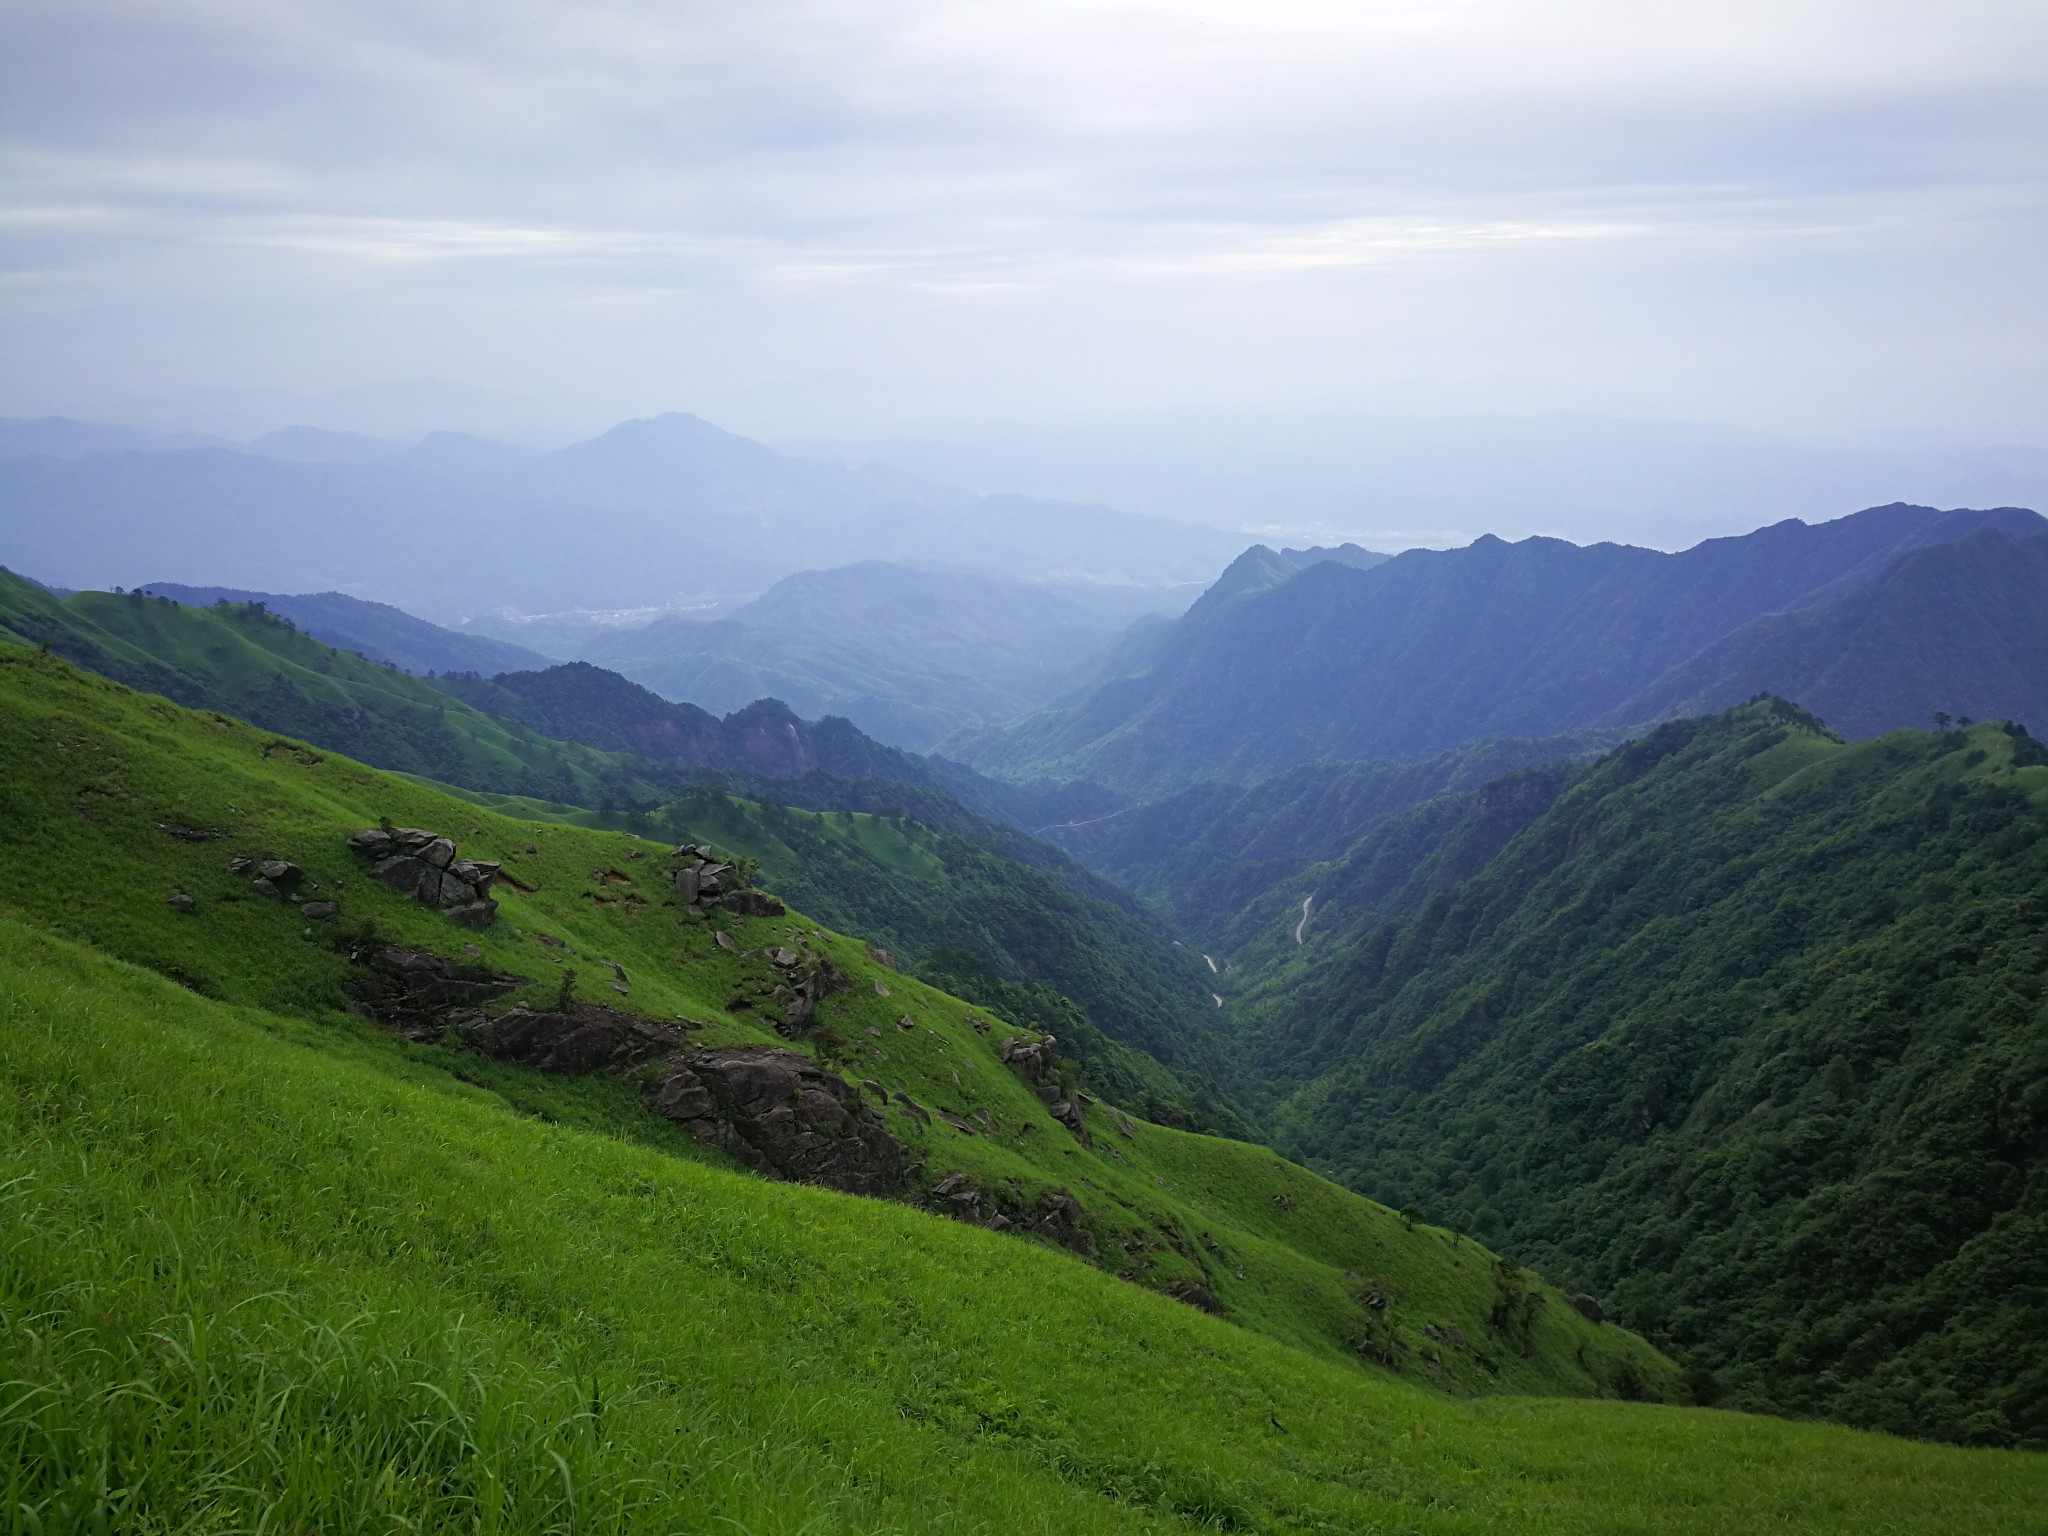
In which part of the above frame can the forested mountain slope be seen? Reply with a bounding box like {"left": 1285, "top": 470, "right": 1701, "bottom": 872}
{"left": 1219, "top": 700, "right": 2048, "bottom": 1445}
{"left": 142, "top": 581, "right": 554, "bottom": 675}
{"left": 962, "top": 503, "right": 2046, "bottom": 792}
{"left": 1615, "top": 523, "right": 2048, "bottom": 736}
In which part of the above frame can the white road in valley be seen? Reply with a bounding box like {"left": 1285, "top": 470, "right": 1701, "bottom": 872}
{"left": 1295, "top": 894, "right": 1316, "bottom": 945}
{"left": 1212, "top": 993, "right": 1225, "bottom": 1007}
{"left": 1204, "top": 954, "right": 1218, "bottom": 972}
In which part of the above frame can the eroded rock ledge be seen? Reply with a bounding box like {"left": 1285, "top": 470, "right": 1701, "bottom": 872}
{"left": 348, "top": 944, "right": 904, "bottom": 1197}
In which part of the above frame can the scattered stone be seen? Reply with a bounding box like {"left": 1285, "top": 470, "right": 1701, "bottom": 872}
{"left": 1569, "top": 1292, "right": 1606, "bottom": 1324}
{"left": 157, "top": 822, "right": 228, "bottom": 842}
{"left": 463, "top": 1003, "right": 684, "bottom": 1073}
{"left": 860, "top": 1079, "right": 889, "bottom": 1103}
{"left": 865, "top": 1026, "right": 883, "bottom": 1038}
{"left": 258, "top": 859, "right": 302, "bottom": 884}
{"left": 649, "top": 1047, "right": 906, "bottom": 1196}
{"left": 1272, "top": 1193, "right": 1292, "bottom": 1210}
{"left": 299, "top": 901, "right": 338, "bottom": 920}
{"left": 867, "top": 944, "right": 895, "bottom": 969}
{"left": 523, "top": 842, "right": 537, "bottom": 855}
{"left": 463, "top": 944, "right": 481, "bottom": 956}
{"left": 773, "top": 948, "right": 799, "bottom": 968}
{"left": 891, "top": 1090, "right": 932, "bottom": 1127}
{"left": 166, "top": 892, "right": 196, "bottom": 913}
{"left": 224, "top": 855, "right": 251, "bottom": 874}
{"left": 1444, "top": 1325, "right": 1467, "bottom": 1347}
{"left": 446, "top": 900, "right": 499, "bottom": 929}
{"left": 936, "top": 1110, "right": 978, "bottom": 1135}
{"left": 536, "top": 933, "right": 565, "bottom": 948}
{"left": 1166, "top": 1282, "right": 1223, "bottom": 1315}
{"left": 897, "top": 1014, "right": 916, "bottom": 1030}
{"left": 715, "top": 931, "right": 737, "bottom": 951}
{"left": 349, "top": 826, "right": 499, "bottom": 924}
{"left": 874, "top": 980, "right": 891, "bottom": 997}
{"left": 1117, "top": 1111, "right": 1138, "bottom": 1139}
{"left": 250, "top": 877, "right": 283, "bottom": 900}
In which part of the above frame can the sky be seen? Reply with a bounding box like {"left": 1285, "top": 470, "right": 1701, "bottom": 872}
{"left": 3, "top": 0, "right": 2046, "bottom": 444}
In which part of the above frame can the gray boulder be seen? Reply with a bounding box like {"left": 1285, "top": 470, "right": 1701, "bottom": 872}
{"left": 648, "top": 1047, "right": 906, "bottom": 1197}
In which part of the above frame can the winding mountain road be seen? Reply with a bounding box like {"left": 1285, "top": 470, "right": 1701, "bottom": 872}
{"left": 1294, "top": 894, "right": 1316, "bottom": 945}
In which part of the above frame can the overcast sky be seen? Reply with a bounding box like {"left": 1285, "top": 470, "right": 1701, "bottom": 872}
{"left": 3, "top": 0, "right": 2045, "bottom": 442}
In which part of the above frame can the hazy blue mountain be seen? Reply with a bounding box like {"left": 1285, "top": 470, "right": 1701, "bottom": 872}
{"left": 140, "top": 583, "right": 554, "bottom": 676}
{"left": 1612, "top": 524, "right": 2048, "bottom": 737}
{"left": 960, "top": 503, "right": 2047, "bottom": 793}
{"left": 582, "top": 561, "right": 1182, "bottom": 751}
{"left": 0, "top": 412, "right": 1242, "bottom": 619}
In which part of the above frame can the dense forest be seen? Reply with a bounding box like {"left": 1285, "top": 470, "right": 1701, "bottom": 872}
{"left": 1222, "top": 700, "right": 2048, "bottom": 1445}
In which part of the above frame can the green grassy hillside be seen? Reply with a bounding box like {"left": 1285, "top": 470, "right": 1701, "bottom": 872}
{"left": 437, "top": 777, "right": 1239, "bottom": 1130}
{"left": 0, "top": 647, "right": 1661, "bottom": 1405}
{"left": 0, "top": 568, "right": 664, "bottom": 805}
{"left": 1220, "top": 699, "right": 2048, "bottom": 1445}
{"left": 0, "top": 571, "right": 1240, "bottom": 1127}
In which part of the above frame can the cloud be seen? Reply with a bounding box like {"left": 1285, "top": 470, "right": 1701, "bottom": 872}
{"left": 1, "top": 0, "right": 2044, "bottom": 436}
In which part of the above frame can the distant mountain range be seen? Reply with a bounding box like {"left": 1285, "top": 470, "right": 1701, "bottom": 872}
{"left": 572, "top": 561, "right": 1189, "bottom": 751}
{"left": 958, "top": 503, "right": 2048, "bottom": 793}
{"left": 0, "top": 411, "right": 1247, "bottom": 619}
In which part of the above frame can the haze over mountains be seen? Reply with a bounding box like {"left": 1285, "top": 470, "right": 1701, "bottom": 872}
{"left": 0, "top": 410, "right": 1244, "bottom": 622}
{"left": 960, "top": 502, "right": 2048, "bottom": 793}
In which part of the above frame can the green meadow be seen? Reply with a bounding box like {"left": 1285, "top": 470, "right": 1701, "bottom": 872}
{"left": 2, "top": 647, "right": 2045, "bottom": 1530}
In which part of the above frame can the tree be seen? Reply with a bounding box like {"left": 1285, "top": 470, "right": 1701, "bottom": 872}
{"left": 1933, "top": 710, "right": 1953, "bottom": 734}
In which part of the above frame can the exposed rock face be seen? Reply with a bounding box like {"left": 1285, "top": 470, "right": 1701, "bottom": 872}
{"left": 999, "top": 1034, "right": 1059, "bottom": 1082}
{"left": 922, "top": 1173, "right": 1094, "bottom": 1254}
{"left": 348, "top": 827, "right": 500, "bottom": 925}
{"left": 648, "top": 1046, "right": 905, "bottom": 1197}
{"left": 346, "top": 944, "right": 524, "bottom": 1037}
{"left": 462, "top": 1005, "right": 683, "bottom": 1073}
{"left": 668, "top": 842, "right": 785, "bottom": 918}
{"left": 767, "top": 943, "right": 849, "bottom": 1035}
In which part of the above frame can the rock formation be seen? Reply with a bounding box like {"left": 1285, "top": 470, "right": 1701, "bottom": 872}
{"left": 347, "top": 826, "right": 500, "bottom": 927}
{"left": 648, "top": 1046, "right": 905, "bottom": 1196}
{"left": 669, "top": 843, "right": 786, "bottom": 918}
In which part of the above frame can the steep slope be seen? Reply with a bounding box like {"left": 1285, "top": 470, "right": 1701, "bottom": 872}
{"left": 0, "top": 570, "right": 667, "bottom": 805}
{"left": 0, "top": 647, "right": 1668, "bottom": 1409}
{"left": 143, "top": 581, "right": 554, "bottom": 675}
{"left": 0, "top": 588, "right": 1222, "bottom": 1118}
{"left": 1615, "top": 524, "right": 2048, "bottom": 736}
{"left": 14, "top": 916, "right": 2043, "bottom": 1534}
{"left": 586, "top": 562, "right": 1166, "bottom": 751}
{"left": 1048, "top": 732, "right": 1616, "bottom": 942}
{"left": 964, "top": 503, "right": 2046, "bottom": 792}
{"left": 1221, "top": 700, "right": 2048, "bottom": 1445}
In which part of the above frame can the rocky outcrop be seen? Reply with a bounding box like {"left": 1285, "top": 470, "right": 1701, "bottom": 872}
{"left": 767, "top": 943, "right": 848, "bottom": 1035}
{"left": 669, "top": 842, "right": 786, "bottom": 918}
{"left": 999, "top": 1033, "right": 1059, "bottom": 1082}
{"left": 922, "top": 1172, "right": 1094, "bottom": 1254}
{"left": 347, "top": 827, "right": 500, "bottom": 926}
{"left": 462, "top": 1005, "right": 685, "bottom": 1073}
{"left": 998, "top": 1032, "right": 1091, "bottom": 1144}
{"left": 1569, "top": 1292, "right": 1606, "bottom": 1324}
{"left": 346, "top": 944, "right": 524, "bottom": 1037}
{"left": 648, "top": 1046, "right": 905, "bottom": 1197}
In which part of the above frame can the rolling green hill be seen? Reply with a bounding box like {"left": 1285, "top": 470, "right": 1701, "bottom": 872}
{"left": 0, "top": 573, "right": 1226, "bottom": 1117}
{"left": 4, "top": 651, "right": 2045, "bottom": 1530}
{"left": 1218, "top": 699, "right": 2048, "bottom": 1446}
{"left": 0, "top": 567, "right": 666, "bottom": 805}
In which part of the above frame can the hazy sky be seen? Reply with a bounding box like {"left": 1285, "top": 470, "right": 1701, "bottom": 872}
{"left": 3, "top": 1, "right": 2045, "bottom": 441}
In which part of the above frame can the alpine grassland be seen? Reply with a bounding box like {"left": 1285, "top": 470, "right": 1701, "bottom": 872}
{"left": 5, "top": 646, "right": 2044, "bottom": 1527}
